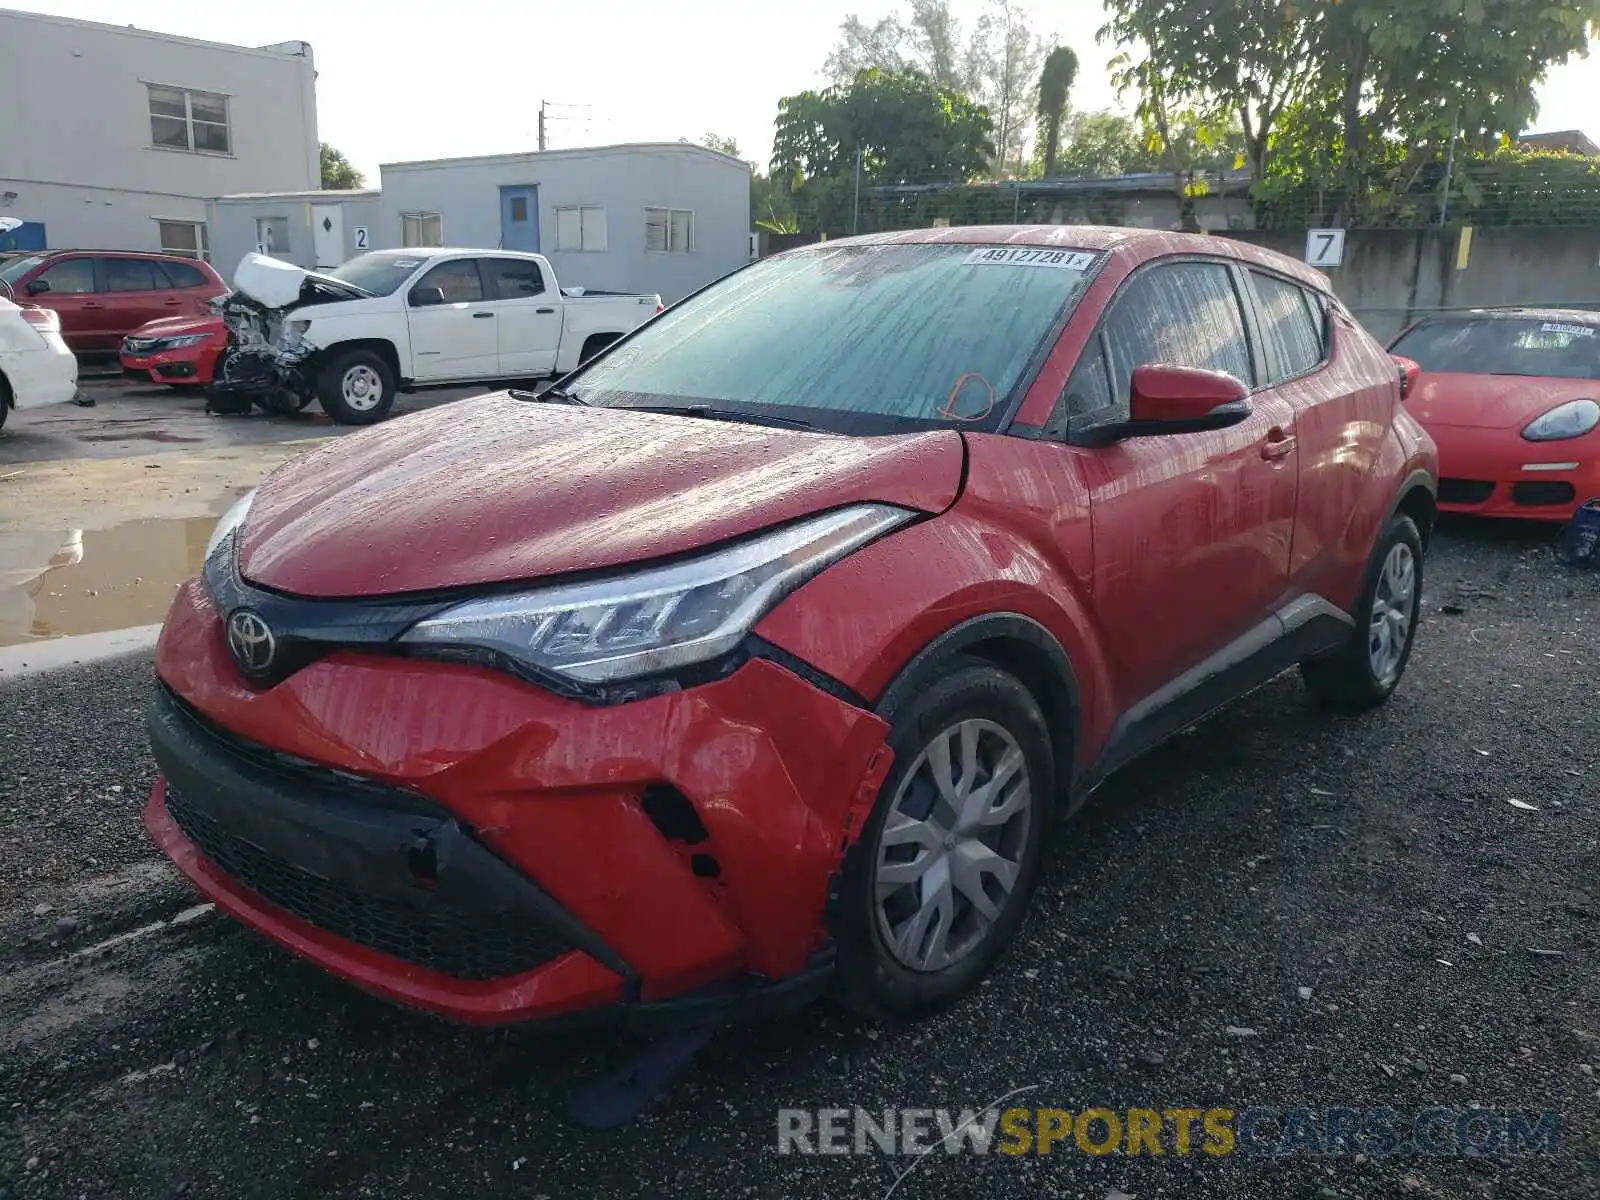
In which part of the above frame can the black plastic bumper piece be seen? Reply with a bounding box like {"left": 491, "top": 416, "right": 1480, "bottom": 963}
{"left": 148, "top": 686, "right": 631, "bottom": 984}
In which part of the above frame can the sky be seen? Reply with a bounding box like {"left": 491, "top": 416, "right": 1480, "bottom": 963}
{"left": 8, "top": 0, "right": 1599, "bottom": 181}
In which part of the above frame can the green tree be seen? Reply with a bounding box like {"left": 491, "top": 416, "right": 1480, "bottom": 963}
{"left": 772, "top": 69, "right": 995, "bottom": 234}
{"left": 318, "top": 143, "right": 364, "bottom": 190}
{"left": 1048, "top": 110, "right": 1162, "bottom": 177}
{"left": 1035, "top": 46, "right": 1079, "bottom": 178}
{"left": 701, "top": 132, "right": 742, "bottom": 158}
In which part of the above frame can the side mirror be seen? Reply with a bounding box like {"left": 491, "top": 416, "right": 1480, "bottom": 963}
{"left": 1391, "top": 354, "right": 1421, "bottom": 400}
{"left": 1125, "top": 363, "right": 1251, "bottom": 432}
{"left": 409, "top": 285, "right": 446, "bottom": 308}
{"left": 25, "top": 279, "right": 50, "bottom": 295}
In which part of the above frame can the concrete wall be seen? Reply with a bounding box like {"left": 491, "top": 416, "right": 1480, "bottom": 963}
{"left": 377, "top": 144, "right": 752, "bottom": 302}
{"left": 1228, "top": 228, "right": 1600, "bottom": 343}
{"left": 208, "top": 193, "right": 383, "bottom": 278}
{"left": 0, "top": 10, "right": 318, "bottom": 253}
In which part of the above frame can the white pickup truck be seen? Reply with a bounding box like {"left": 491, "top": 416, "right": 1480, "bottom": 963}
{"left": 217, "top": 249, "right": 662, "bottom": 423}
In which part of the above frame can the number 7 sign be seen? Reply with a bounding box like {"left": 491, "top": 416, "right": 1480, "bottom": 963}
{"left": 1306, "top": 229, "right": 1346, "bottom": 268}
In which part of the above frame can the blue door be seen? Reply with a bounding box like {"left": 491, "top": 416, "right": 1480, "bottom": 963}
{"left": 499, "top": 186, "right": 539, "bottom": 252}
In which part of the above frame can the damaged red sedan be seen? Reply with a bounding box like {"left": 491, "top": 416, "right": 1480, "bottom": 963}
{"left": 145, "top": 227, "right": 1437, "bottom": 1028}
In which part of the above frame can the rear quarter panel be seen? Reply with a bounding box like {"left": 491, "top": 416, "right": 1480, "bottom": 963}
{"left": 553, "top": 296, "right": 661, "bottom": 374}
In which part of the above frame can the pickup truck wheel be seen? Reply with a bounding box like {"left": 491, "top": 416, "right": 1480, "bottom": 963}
{"left": 1300, "top": 514, "right": 1424, "bottom": 711}
{"left": 0, "top": 373, "right": 11, "bottom": 430}
{"left": 317, "top": 350, "right": 395, "bottom": 425}
{"left": 833, "top": 656, "right": 1052, "bottom": 1021}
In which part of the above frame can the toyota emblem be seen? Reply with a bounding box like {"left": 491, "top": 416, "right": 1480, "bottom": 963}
{"left": 227, "top": 609, "right": 277, "bottom": 675}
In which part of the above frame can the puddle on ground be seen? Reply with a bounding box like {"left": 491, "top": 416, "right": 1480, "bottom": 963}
{"left": 0, "top": 515, "right": 225, "bottom": 647}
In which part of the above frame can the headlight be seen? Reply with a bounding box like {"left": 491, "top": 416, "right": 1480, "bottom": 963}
{"left": 159, "top": 332, "right": 213, "bottom": 349}
{"left": 205, "top": 490, "right": 256, "bottom": 559}
{"left": 401, "top": 504, "right": 915, "bottom": 684}
{"left": 1523, "top": 399, "right": 1600, "bottom": 442}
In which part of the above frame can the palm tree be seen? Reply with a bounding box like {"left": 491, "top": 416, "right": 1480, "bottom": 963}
{"left": 1035, "top": 46, "right": 1079, "bottom": 179}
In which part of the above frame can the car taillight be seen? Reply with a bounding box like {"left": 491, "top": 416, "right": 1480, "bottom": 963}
{"left": 20, "top": 306, "right": 60, "bottom": 333}
{"left": 656, "top": 303, "right": 665, "bottom": 314}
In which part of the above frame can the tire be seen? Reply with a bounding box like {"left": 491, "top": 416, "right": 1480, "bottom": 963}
{"left": 0, "top": 372, "right": 10, "bottom": 431}
{"left": 316, "top": 348, "right": 396, "bottom": 425}
{"left": 833, "top": 656, "right": 1054, "bottom": 1020}
{"left": 1300, "top": 514, "right": 1424, "bottom": 711}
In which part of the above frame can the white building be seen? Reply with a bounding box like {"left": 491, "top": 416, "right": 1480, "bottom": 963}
{"left": 0, "top": 8, "right": 319, "bottom": 258}
{"left": 209, "top": 190, "right": 384, "bottom": 275}
{"left": 376, "top": 144, "right": 753, "bottom": 303}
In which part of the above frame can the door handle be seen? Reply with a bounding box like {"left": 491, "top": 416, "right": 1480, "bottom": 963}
{"left": 82, "top": 302, "right": 105, "bottom": 309}
{"left": 536, "top": 307, "right": 555, "bottom": 314}
{"left": 1261, "top": 428, "right": 1297, "bottom": 461}
{"left": 472, "top": 311, "right": 495, "bottom": 319}
{"left": 163, "top": 299, "right": 182, "bottom": 305}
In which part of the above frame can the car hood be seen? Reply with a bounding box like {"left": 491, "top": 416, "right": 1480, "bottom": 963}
{"left": 238, "top": 395, "right": 965, "bottom": 598}
{"left": 1409, "top": 372, "right": 1600, "bottom": 430}
{"left": 127, "top": 314, "right": 223, "bottom": 340}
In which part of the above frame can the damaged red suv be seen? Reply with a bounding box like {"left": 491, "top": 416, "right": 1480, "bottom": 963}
{"left": 146, "top": 228, "right": 1437, "bottom": 1027}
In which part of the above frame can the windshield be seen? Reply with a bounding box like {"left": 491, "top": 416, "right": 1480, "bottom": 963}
{"left": 1392, "top": 316, "right": 1600, "bottom": 380}
{"left": 571, "top": 243, "right": 1100, "bottom": 431}
{"left": 0, "top": 255, "right": 46, "bottom": 286}
{"left": 326, "top": 251, "right": 430, "bottom": 297}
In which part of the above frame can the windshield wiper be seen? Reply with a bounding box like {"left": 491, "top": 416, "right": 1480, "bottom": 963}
{"left": 514, "top": 384, "right": 589, "bottom": 406}
{"left": 625, "top": 403, "right": 816, "bottom": 431}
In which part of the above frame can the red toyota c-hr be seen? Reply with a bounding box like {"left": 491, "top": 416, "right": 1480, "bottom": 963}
{"left": 146, "top": 228, "right": 1437, "bottom": 1027}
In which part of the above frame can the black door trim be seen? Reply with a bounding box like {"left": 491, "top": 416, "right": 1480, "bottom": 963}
{"left": 1072, "top": 595, "right": 1353, "bottom": 802}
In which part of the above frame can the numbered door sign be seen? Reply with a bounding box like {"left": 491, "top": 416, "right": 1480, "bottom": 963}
{"left": 353, "top": 226, "right": 369, "bottom": 251}
{"left": 1306, "top": 229, "right": 1346, "bottom": 269}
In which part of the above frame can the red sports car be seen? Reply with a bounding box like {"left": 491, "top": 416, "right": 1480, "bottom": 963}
{"left": 144, "top": 227, "right": 1437, "bottom": 1029}
{"left": 1389, "top": 308, "right": 1600, "bottom": 521}
{"left": 120, "top": 313, "right": 225, "bottom": 388}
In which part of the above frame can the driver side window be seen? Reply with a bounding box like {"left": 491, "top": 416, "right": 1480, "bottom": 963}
{"left": 1061, "top": 262, "right": 1256, "bottom": 427}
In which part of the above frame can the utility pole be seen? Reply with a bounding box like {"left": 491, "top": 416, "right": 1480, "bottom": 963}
{"left": 852, "top": 145, "right": 862, "bottom": 235}
{"left": 538, "top": 100, "right": 547, "bottom": 152}
{"left": 1439, "top": 109, "right": 1460, "bottom": 226}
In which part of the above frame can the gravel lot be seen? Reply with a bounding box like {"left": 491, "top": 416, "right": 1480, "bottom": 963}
{"left": 1, "top": 519, "right": 1596, "bottom": 1199}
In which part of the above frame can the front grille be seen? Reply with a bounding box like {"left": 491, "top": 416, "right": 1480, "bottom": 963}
{"left": 166, "top": 784, "right": 570, "bottom": 981}
{"left": 1512, "top": 481, "right": 1576, "bottom": 507}
{"left": 1438, "top": 478, "right": 1495, "bottom": 505}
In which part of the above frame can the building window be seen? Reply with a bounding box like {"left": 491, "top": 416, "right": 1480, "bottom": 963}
{"left": 645, "top": 207, "right": 693, "bottom": 253}
{"left": 554, "top": 206, "right": 607, "bottom": 252}
{"left": 255, "top": 216, "right": 290, "bottom": 255}
{"left": 157, "top": 220, "right": 210, "bottom": 260}
{"left": 401, "top": 212, "right": 444, "bottom": 248}
{"left": 148, "top": 86, "right": 231, "bottom": 155}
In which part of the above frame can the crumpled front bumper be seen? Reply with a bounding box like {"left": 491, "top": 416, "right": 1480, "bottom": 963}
{"left": 145, "top": 580, "right": 894, "bottom": 1026}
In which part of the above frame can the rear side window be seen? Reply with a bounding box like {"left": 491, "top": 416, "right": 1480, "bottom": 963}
{"left": 1100, "top": 262, "right": 1255, "bottom": 406}
{"left": 1390, "top": 316, "right": 1600, "bottom": 380}
{"left": 483, "top": 258, "right": 545, "bottom": 300}
{"left": 35, "top": 258, "right": 96, "bottom": 294}
{"left": 104, "top": 258, "right": 162, "bottom": 292}
{"left": 159, "top": 260, "right": 209, "bottom": 288}
{"left": 1252, "top": 271, "right": 1325, "bottom": 381}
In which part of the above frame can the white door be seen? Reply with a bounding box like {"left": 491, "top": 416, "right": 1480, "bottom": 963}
{"left": 404, "top": 258, "right": 499, "bottom": 380}
{"left": 312, "top": 205, "right": 345, "bottom": 269}
{"left": 481, "top": 257, "right": 562, "bottom": 376}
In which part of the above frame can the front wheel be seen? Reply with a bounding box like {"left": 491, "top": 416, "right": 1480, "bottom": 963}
{"left": 1300, "top": 514, "right": 1424, "bottom": 711}
{"left": 317, "top": 349, "right": 396, "bottom": 425}
{"left": 833, "top": 657, "right": 1054, "bottom": 1020}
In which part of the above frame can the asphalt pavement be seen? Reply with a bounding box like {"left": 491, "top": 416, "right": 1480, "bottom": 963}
{"left": 1, "top": 520, "right": 1597, "bottom": 1199}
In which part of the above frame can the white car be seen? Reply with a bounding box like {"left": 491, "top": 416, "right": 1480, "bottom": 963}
{"left": 0, "top": 295, "right": 78, "bottom": 430}
{"left": 215, "top": 250, "right": 664, "bottom": 424}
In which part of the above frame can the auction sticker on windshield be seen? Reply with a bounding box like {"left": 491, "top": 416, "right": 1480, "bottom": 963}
{"left": 965, "top": 247, "right": 1098, "bottom": 270}
{"left": 1541, "top": 322, "right": 1596, "bottom": 338}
